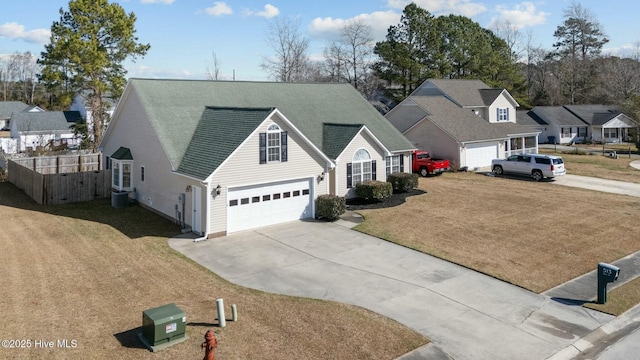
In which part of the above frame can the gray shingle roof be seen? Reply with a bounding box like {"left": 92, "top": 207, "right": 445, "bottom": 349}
{"left": 422, "top": 79, "right": 493, "bottom": 107}
{"left": 516, "top": 110, "right": 547, "bottom": 126}
{"left": 177, "top": 107, "right": 274, "bottom": 179}
{"left": 111, "top": 146, "right": 133, "bottom": 160}
{"left": 530, "top": 106, "right": 587, "bottom": 126}
{"left": 563, "top": 105, "right": 620, "bottom": 125}
{"left": 122, "top": 79, "right": 414, "bottom": 178}
{"left": 410, "top": 96, "right": 535, "bottom": 142}
{"left": 12, "top": 111, "right": 82, "bottom": 132}
{"left": 0, "top": 101, "right": 30, "bottom": 119}
{"left": 322, "top": 123, "right": 363, "bottom": 159}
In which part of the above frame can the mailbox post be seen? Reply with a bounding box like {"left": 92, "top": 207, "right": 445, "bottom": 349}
{"left": 597, "top": 263, "right": 620, "bottom": 304}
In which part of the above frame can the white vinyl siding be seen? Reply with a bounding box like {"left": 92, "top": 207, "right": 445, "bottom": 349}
{"left": 101, "top": 87, "right": 204, "bottom": 232}
{"left": 336, "top": 131, "right": 386, "bottom": 198}
{"left": 208, "top": 116, "right": 328, "bottom": 235}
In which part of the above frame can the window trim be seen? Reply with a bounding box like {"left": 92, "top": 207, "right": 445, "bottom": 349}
{"left": 497, "top": 107, "right": 509, "bottom": 122}
{"left": 267, "top": 124, "right": 281, "bottom": 163}
{"left": 112, "top": 159, "right": 133, "bottom": 192}
{"left": 386, "top": 155, "right": 401, "bottom": 176}
{"left": 352, "top": 148, "right": 372, "bottom": 186}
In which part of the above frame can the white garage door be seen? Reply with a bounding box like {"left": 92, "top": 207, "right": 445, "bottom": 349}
{"left": 227, "top": 178, "right": 313, "bottom": 233}
{"left": 465, "top": 143, "right": 498, "bottom": 169}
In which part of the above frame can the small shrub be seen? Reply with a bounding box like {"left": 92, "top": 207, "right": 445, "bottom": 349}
{"left": 387, "top": 172, "right": 418, "bottom": 193}
{"left": 355, "top": 180, "right": 392, "bottom": 202}
{"left": 316, "top": 194, "right": 346, "bottom": 221}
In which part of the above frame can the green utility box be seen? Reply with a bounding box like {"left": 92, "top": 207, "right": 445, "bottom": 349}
{"left": 141, "top": 303, "right": 187, "bottom": 347}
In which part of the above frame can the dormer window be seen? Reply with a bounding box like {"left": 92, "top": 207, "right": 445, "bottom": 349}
{"left": 497, "top": 108, "right": 509, "bottom": 122}
{"left": 259, "top": 123, "right": 288, "bottom": 164}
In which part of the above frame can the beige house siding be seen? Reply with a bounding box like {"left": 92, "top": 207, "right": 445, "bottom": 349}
{"left": 334, "top": 131, "right": 387, "bottom": 198}
{"left": 207, "top": 113, "right": 328, "bottom": 235}
{"left": 488, "top": 95, "right": 516, "bottom": 123}
{"left": 405, "top": 121, "right": 460, "bottom": 168}
{"left": 102, "top": 88, "right": 204, "bottom": 233}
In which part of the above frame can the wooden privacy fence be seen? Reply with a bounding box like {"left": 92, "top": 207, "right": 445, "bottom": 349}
{"left": 10, "top": 153, "right": 102, "bottom": 174}
{"left": 8, "top": 154, "right": 111, "bottom": 205}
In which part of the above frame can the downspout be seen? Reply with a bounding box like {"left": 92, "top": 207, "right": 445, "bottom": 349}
{"left": 193, "top": 181, "right": 209, "bottom": 242}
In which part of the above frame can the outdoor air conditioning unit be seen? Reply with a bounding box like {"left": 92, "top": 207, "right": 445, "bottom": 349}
{"left": 111, "top": 191, "right": 128, "bottom": 208}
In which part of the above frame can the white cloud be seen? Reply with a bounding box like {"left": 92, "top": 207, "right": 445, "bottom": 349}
{"left": 205, "top": 2, "right": 233, "bottom": 16}
{"left": 140, "top": 0, "right": 175, "bottom": 4}
{"left": 253, "top": 4, "right": 280, "bottom": 19}
{"left": 308, "top": 11, "right": 401, "bottom": 42}
{"left": 490, "top": 2, "right": 549, "bottom": 29}
{"left": 0, "top": 22, "right": 50, "bottom": 45}
{"left": 387, "top": 0, "right": 487, "bottom": 17}
{"left": 603, "top": 42, "right": 640, "bottom": 58}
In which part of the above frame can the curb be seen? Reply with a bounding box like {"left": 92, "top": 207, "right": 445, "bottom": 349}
{"left": 546, "top": 303, "right": 640, "bottom": 359}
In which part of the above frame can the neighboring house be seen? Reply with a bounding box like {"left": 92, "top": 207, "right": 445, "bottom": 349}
{"left": 99, "top": 79, "right": 414, "bottom": 237}
{"left": 385, "top": 79, "right": 539, "bottom": 169}
{"left": 10, "top": 111, "right": 83, "bottom": 152}
{"left": 70, "top": 93, "right": 116, "bottom": 135}
{"left": 528, "top": 105, "right": 636, "bottom": 144}
{"left": 516, "top": 110, "right": 547, "bottom": 143}
{"left": 564, "top": 105, "right": 636, "bottom": 143}
{"left": 0, "top": 101, "right": 44, "bottom": 131}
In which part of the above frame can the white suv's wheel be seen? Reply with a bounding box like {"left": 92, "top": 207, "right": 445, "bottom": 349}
{"left": 492, "top": 165, "right": 503, "bottom": 176}
{"left": 532, "top": 170, "right": 543, "bottom": 181}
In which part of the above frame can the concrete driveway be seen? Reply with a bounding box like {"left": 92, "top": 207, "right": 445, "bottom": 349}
{"left": 169, "top": 221, "right": 613, "bottom": 360}
{"left": 551, "top": 174, "right": 640, "bottom": 198}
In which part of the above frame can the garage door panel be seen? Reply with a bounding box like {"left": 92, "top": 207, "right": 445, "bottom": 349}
{"left": 228, "top": 178, "right": 313, "bottom": 233}
{"left": 466, "top": 143, "right": 498, "bottom": 168}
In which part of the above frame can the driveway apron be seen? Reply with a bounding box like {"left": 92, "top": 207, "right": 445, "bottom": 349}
{"left": 169, "top": 221, "right": 613, "bottom": 360}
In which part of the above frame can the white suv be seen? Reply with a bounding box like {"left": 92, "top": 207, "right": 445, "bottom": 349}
{"left": 491, "top": 154, "right": 566, "bottom": 181}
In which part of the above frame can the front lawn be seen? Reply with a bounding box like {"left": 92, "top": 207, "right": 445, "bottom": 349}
{"left": 0, "top": 183, "right": 425, "bottom": 360}
{"left": 540, "top": 149, "right": 640, "bottom": 183}
{"left": 354, "top": 172, "right": 640, "bottom": 294}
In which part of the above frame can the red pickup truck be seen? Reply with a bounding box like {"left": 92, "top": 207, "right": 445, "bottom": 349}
{"left": 412, "top": 150, "right": 450, "bottom": 177}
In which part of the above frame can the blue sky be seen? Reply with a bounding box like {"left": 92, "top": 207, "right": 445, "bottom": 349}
{"left": 1, "top": 0, "right": 639, "bottom": 81}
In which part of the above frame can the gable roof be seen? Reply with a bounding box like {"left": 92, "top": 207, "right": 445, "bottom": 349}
{"left": 322, "top": 123, "right": 363, "bottom": 159}
{"left": 516, "top": 110, "right": 547, "bottom": 126}
{"left": 418, "top": 79, "right": 492, "bottom": 107}
{"left": 105, "top": 79, "right": 414, "bottom": 174}
{"left": 177, "top": 107, "right": 274, "bottom": 179}
{"left": 0, "top": 101, "right": 30, "bottom": 119}
{"left": 529, "top": 106, "right": 587, "bottom": 126}
{"left": 12, "top": 111, "right": 82, "bottom": 132}
{"left": 409, "top": 96, "right": 535, "bottom": 143}
{"left": 563, "top": 105, "right": 621, "bottom": 125}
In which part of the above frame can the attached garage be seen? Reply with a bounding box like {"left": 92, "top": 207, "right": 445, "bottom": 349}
{"left": 227, "top": 178, "right": 313, "bottom": 233}
{"left": 464, "top": 142, "right": 498, "bottom": 169}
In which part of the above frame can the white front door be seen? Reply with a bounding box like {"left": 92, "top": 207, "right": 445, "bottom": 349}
{"left": 192, "top": 185, "right": 202, "bottom": 235}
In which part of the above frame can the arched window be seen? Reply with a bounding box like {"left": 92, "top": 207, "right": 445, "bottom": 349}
{"left": 267, "top": 124, "right": 281, "bottom": 162}
{"left": 259, "top": 123, "right": 288, "bottom": 164}
{"left": 352, "top": 149, "right": 372, "bottom": 185}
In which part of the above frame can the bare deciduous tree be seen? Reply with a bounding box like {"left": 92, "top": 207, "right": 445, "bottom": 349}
{"left": 492, "top": 19, "right": 523, "bottom": 62}
{"left": 205, "top": 50, "right": 222, "bottom": 80}
{"left": 261, "top": 17, "right": 310, "bottom": 82}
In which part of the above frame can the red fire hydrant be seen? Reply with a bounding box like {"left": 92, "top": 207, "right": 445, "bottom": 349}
{"left": 201, "top": 330, "right": 217, "bottom": 360}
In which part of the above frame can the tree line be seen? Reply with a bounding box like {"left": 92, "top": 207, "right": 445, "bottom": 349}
{"left": 2, "top": 0, "right": 639, "bottom": 152}
{"left": 259, "top": 2, "right": 640, "bottom": 120}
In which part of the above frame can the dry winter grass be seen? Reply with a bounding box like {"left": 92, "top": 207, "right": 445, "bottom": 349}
{"left": 355, "top": 171, "right": 640, "bottom": 294}
{"left": 540, "top": 148, "right": 640, "bottom": 183}
{"left": 0, "top": 183, "right": 425, "bottom": 360}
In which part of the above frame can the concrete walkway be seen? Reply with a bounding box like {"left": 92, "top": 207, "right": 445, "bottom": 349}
{"left": 169, "top": 220, "right": 615, "bottom": 360}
